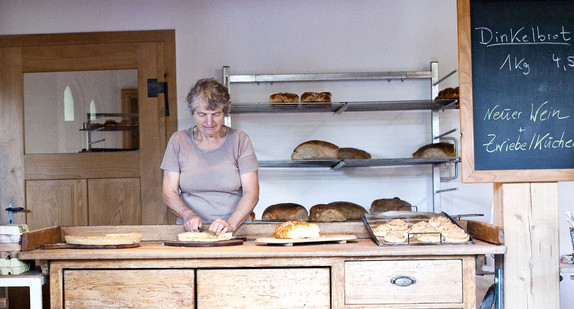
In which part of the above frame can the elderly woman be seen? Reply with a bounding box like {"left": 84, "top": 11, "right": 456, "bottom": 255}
{"left": 161, "top": 78, "right": 259, "bottom": 235}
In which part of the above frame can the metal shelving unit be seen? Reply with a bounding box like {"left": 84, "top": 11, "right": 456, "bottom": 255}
{"left": 80, "top": 113, "right": 139, "bottom": 152}
{"left": 222, "top": 62, "right": 458, "bottom": 212}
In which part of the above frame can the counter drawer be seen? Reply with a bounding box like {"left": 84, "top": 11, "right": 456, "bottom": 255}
{"left": 63, "top": 269, "right": 195, "bottom": 308}
{"left": 345, "top": 259, "right": 463, "bottom": 305}
{"left": 197, "top": 267, "right": 330, "bottom": 309}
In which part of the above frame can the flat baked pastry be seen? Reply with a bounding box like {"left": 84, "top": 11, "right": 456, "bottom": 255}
{"left": 178, "top": 232, "right": 233, "bottom": 242}
{"left": 274, "top": 220, "right": 320, "bottom": 239}
{"left": 65, "top": 232, "right": 142, "bottom": 246}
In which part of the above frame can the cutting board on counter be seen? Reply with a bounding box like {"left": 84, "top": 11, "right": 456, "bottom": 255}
{"left": 41, "top": 243, "right": 140, "bottom": 249}
{"left": 255, "top": 234, "right": 357, "bottom": 246}
{"left": 164, "top": 238, "right": 244, "bottom": 247}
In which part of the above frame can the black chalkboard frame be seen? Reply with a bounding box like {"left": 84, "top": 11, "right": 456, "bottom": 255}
{"left": 457, "top": 0, "right": 574, "bottom": 183}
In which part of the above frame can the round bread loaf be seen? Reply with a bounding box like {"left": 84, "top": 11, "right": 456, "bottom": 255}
{"left": 336, "top": 147, "right": 371, "bottom": 160}
{"left": 262, "top": 203, "right": 309, "bottom": 221}
{"left": 291, "top": 140, "right": 339, "bottom": 160}
{"left": 412, "top": 142, "right": 455, "bottom": 158}
{"left": 327, "top": 201, "right": 368, "bottom": 220}
{"left": 309, "top": 204, "right": 346, "bottom": 222}
{"left": 370, "top": 197, "right": 413, "bottom": 215}
{"left": 270, "top": 92, "right": 299, "bottom": 103}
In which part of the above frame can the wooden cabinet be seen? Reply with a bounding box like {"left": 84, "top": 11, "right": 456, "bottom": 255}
{"left": 197, "top": 268, "right": 331, "bottom": 308}
{"left": 63, "top": 269, "right": 195, "bottom": 308}
{"left": 345, "top": 259, "right": 463, "bottom": 306}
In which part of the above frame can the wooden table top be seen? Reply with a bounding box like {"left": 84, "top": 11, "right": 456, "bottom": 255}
{"left": 19, "top": 239, "right": 505, "bottom": 261}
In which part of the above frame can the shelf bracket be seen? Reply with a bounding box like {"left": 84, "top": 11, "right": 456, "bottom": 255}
{"left": 334, "top": 103, "right": 350, "bottom": 114}
{"left": 147, "top": 78, "right": 170, "bottom": 116}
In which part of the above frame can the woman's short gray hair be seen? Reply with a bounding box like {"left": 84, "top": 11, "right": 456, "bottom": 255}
{"left": 186, "top": 78, "right": 231, "bottom": 115}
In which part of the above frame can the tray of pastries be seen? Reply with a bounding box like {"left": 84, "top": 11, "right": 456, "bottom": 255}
{"left": 362, "top": 212, "right": 473, "bottom": 246}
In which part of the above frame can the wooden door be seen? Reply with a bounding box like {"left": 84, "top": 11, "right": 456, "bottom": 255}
{"left": 0, "top": 31, "right": 178, "bottom": 229}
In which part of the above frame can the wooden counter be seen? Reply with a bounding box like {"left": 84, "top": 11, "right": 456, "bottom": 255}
{"left": 19, "top": 224, "right": 505, "bottom": 308}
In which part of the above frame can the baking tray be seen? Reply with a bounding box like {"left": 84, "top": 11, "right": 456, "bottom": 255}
{"left": 361, "top": 212, "right": 473, "bottom": 247}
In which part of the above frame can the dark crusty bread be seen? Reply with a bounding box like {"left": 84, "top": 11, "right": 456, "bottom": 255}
{"left": 327, "top": 201, "right": 368, "bottom": 220}
{"left": 370, "top": 197, "right": 413, "bottom": 215}
{"left": 291, "top": 140, "right": 339, "bottom": 160}
{"left": 309, "top": 204, "right": 346, "bottom": 222}
{"left": 337, "top": 147, "right": 371, "bottom": 160}
{"left": 262, "top": 203, "right": 309, "bottom": 221}
{"left": 435, "top": 87, "right": 459, "bottom": 100}
{"left": 412, "top": 142, "right": 455, "bottom": 158}
{"left": 270, "top": 92, "right": 299, "bottom": 103}
{"left": 300, "top": 92, "right": 332, "bottom": 102}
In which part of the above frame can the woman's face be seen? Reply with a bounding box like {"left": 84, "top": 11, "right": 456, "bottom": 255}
{"left": 193, "top": 103, "right": 225, "bottom": 137}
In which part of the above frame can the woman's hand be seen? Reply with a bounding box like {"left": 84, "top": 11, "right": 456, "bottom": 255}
{"left": 183, "top": 215, "right": 203, "bottom": 232}
{"left": 208, "top": 218, "right": 232, "bottom": 235}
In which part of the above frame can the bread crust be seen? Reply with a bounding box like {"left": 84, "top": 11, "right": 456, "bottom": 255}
{"left": 309, "top": 204, "right": 346, "bottom": 222}
{"left": 370, "top": 197, "right": 413, "bottom": 215}
{"left": 270, "top": 92, "right": 299, "bottom": 103}
{"left": 327, "top": 201, "right": 367, "bottom": 220}
{"left": 435, "top": 87, "right": 459, "bottom": 100}
{"left": 300, "top": 92, "right": 332, "bottom": 102}
{"left": 291, "top": 140, "right": 339, "bottom": 160}
{"left": 412, "top": 142, "right": 455, "bottom": 158}
{"left": 273, "top": 220, "right": 320, "bottom": 239}
{"left": 262, "top": 203, "right": 309, "bottom": 221}
{"left": 337, "top": 147, "right": 371, "bottom": 160}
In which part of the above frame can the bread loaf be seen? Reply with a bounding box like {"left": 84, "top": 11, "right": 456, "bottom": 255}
{"left": 327, "top": 201, "right": 368, "bottom": 220}
{"left": 370, "top": 197, "right": 413, "bottom": 215}
{"left": 412, "top": 142, "right": 455, "bottom": 158}
{"left": 291, "top": 140, "right": 339, "bottom": 160}
{"left": 435, "top": 87, "right": 459, "bottom": 100}
{"left": 262, "top": 203, "right": 309, "bottom": 221}
{"left": 274, "top": 220, "right": 320, "bottom": 239}
{"left": 309, "top": 204, "right": 346, "bottom": 222}
{"left": 300, "top": 92, "right": 332, "bottom": 102}
{"left": 337, "top": 147, "right": 371, "bottom": 160}
{"left": 270, "top": 92, "right": 299, "bottom": 103}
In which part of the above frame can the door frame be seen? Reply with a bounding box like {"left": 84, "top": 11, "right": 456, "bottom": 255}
{"left": 0, "top": 30, "right": 178, "bottom": 225}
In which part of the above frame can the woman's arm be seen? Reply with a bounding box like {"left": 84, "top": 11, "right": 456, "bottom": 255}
{"left": 162, "top": 170, "right": 203, "bottom": 232}
{"left": 209, "top": 170, "right": 259, "bottom": 234}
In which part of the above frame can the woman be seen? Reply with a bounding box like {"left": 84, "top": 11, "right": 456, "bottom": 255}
{"left": 161, "top": 78, "right": 259, "bottom": 235}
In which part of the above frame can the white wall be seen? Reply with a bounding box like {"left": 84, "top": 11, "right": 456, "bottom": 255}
{"left": 1, "top": 0, "right": 573, "bottom": 306}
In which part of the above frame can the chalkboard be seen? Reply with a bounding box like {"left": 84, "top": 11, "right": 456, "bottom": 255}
{"left": 458, "top": 0, "right": 574, "bottom": 182}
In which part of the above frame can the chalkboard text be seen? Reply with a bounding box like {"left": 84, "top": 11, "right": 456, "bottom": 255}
{"left": 475, "top": 26, "right": 571, "bottom": 47}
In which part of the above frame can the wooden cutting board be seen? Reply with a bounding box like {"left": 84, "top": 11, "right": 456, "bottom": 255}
{"left": 254, "top": 234, "right": 357, "bottom": 246}
{"left": 164, "top": 238, "right": 244, "bottom": 247}
{"left": 41, "top": 243, "right": 140, "bottom": 249}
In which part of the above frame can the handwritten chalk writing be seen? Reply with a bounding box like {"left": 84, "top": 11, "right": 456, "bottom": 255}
{"left": 529, "top": 131, "right": 574, "bottom": 150}
{"left": 475, "top": 26, "right": 572, "bottom": 47}
{"left": 483, "top": 133, "right": 528, "bottom": 152}
{"left": 484, "top": 104, "right": 522, "bottom": 121}
{"left": 500, "top": 54, "right": 530, "bottom": 75}
{"left": 552, "top": 54, "right": 574, "bottom": 71}
{"left": 530, "top": 101, "right": 570, "bottom": 122}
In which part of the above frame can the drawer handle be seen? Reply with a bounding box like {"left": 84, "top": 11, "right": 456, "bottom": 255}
{"left": 390, "top": 276, "right": 416, "bottom": 287}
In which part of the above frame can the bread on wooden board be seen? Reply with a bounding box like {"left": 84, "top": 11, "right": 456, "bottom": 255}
{"left": 412, "top": 142, "right": 455, "bottom": 158}
{"left": 337, "top": 147, "right": 371, "bottom": 160}
{"left": 291, "top": 140, "right": 339, "bottom": 160}
{"left": 262, "top": 203, "right": 309, "bottom": 221}
{"left": 274, "top": 220, "right": 320, "bottom": 239}
{"left": 309, "top": 204, "right": 346, "bottom": 222}
{"left": 370, "top": 197, "right": 413, "bottom": 215}
{"left": 327, "top": 201, "right": 368, "bottom": 220}
{"left": 270, "top": 92, "right": 299, "bottom": 103}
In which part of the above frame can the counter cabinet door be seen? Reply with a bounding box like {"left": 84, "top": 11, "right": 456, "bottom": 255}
{"left": 345, "top": 259, "right": 464, "bottom": 306}
{"left": 196, "top": 267, "right": 331, "bottom": 309}
{"left": 63, "top": 269, "right": 195, "bottom": 308}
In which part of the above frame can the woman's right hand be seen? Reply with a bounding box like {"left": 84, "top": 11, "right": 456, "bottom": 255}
{"left": 183, "top": 215, "right": 203, "bottom": 232}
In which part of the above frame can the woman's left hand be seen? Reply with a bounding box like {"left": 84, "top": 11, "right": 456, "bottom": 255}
{"left": 208, "top": 219, "right": 233, "bottom": 235}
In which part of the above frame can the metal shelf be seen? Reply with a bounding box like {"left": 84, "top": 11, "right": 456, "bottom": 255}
{"left": 230, "top": 100, "right": 458, "bottom": 114}
{"left": 259, "top": 157, "right": 460, "bottom": 169}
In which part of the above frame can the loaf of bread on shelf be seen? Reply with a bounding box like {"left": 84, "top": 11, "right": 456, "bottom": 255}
{"left": 261, "top": 203, "right": 309, "bottom": 221}
{"left": 412, "top": 142, "right": 455, "bottom": 158}
{"left": 370, "top": 197, "right": 413, "bottom": 215}
{"left": 300, "top": 92, "right": 332, "bottom": 102}
{"left": 269, "top": 92, "right": 299, "bottom": 103}
{"left": 327, "top": 201, "right": 368, "bottom": 220}
{"left": 274, "top": 220, "right": 320, "bottom": 239}
{"left": 291, "top": 140, "right": 339, "bottom": 160}
{"left": 435, "top": 87, "right": 459, "bottom": 100}
{"left": 337, "top": 147, "right": 371, "bottom": 160}
{"left": 309, "top": 204, "right": 346, "bottom": 222}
